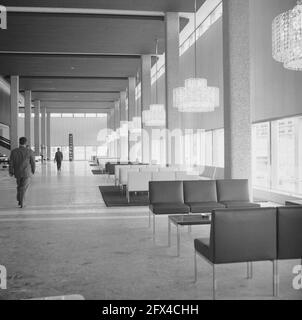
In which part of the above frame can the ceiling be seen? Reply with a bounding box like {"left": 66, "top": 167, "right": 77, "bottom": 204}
{"left": 0, "top": 0, "right": 206, "bottom": 111}
{"left": 2, "top": 1, "right": 205, "bottom": 13}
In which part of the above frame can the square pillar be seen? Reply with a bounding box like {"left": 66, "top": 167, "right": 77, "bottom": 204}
{"left": 47, "top": 111, "right": 51, "bottom": 160}
{"left": 165, "top": 12, "right": 181, "bottom": 165}
{"left": 120, "top": 91, "right": 128, "bottom": 161}
{"left": 10, "top": 75, "right": 19, "bottom": 150}
{"left": 41, "top": 106, "right": 47, "bottom": 159}
{"left": 24, "top": 90, "right": 32, "bottom": 147}
{"left": 128, "top": 77, "right": 136, "bottom": 161}
{"left": 34, "top": 100, "right": 41, "bottom": 156}
{"left": 223, "top": 0, "right": 252, "bottom": 182}
{"left": 141, "top": 55, "right": 152, "bottom": 163}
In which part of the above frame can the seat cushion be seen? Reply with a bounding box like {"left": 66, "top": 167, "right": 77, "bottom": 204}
{"left": 220, "top": 201, "right": 260, "bottom": 208}
{"left": 194, "top": 238, "right": 213, "bottom": 262}
{"left": 150, "top": 203, "right": 190, "bottom": 215}
{"left": 187, "top": 202, "right": 226, "bottom": 213}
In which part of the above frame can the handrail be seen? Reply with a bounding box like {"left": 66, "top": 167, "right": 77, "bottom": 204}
{"left": 0, "top": 136, "right": 10, "bottom": 144}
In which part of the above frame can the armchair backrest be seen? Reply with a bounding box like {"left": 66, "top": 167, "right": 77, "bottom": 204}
{"left": 216, "top": 179, "right": 250, "bottom": 202}
{"left": 277, "top": 206, "right": 302, "bottom": 260}
{"left": 210, "top": 208, "right": 277, "bottom": 264}
{"left": 128, "top": 172, "right": 152, "bottom": 192}
{"left": 184, "top": 180, "right": 218, "bottom": 203}
{"left": 149, "top": 181, "right": 184, "bottom": 204}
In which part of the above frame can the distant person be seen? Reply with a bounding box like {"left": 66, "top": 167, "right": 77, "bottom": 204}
{"left": 9, "top": 137, "right": 35, "bottom": 208}
{"left": 54, "top": 148, "right": 63, "bottom": 171}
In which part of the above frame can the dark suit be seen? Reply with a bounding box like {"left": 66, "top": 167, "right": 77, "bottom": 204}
{"left": 55, "top": 151, "right": 63, "bottom": 171}
{"left": 9, "top": 146, "right": 35, "bottom": 206}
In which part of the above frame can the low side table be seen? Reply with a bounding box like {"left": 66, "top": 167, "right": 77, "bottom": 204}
{"left": 168, "top": 214, "right": 211, "bottom": 257}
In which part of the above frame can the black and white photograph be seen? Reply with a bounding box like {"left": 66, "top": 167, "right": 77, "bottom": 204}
{"left": 0, "top": 0, "right": 301, "bottom": 312}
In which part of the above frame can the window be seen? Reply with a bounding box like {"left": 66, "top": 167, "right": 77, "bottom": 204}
{"left": 74, "top": 146, "right": 85, "bottom": 161}
{"left": 51, "top": 113, "right": 61, "bottom": 118}
{"left": 61, "top": 146, "right": 69, "bottom": 160}
{"left": 205, "top": 131, "right": 213, "bottom": 166}
{"left": 272, "top": 118, "right": 297, "bottom": 194}
{"left": 85, "top": 146, "right": 97, "bottom": 161}
{"left": 74, "top": 113, "right": 85, "bottom": 118}
{"left": 252, "top": 122, "right": 271, "bottom": 188}
{"left": 62, "top": 113, "right": 73, "bottom": 118}
{"left": 252, "top": 115, "right": 302, "bottom": 196}
{"left": 97, "top": 146, "right": 107, "bottom": 157}
{"left": 86, "top": 114, "right": 96, "bottom": 118}
{"left": 213, "top": 129, "right": 224, "bottom": 167}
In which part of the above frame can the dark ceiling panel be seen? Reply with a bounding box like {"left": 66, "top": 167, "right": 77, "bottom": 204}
{"left": 3, "top": 0, "right": 206, "bottom": 13}
{"left": 19, "top": 78, "right": 128, "bottom": 92}
{"left": 0, "top": 13, "right": 187, "bottom": 54}
{"left": 41, "top": 101, "right": 114, "bottom": 109}
{"left": 31, "top": 92, "right": 120, "bottom": 102}
{"left": 0, "top": 54, "right": 141, "bottom": 77}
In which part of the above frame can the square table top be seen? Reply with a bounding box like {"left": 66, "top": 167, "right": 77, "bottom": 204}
{"left": 169, "top": 214, "right": 211, "bottom": 226}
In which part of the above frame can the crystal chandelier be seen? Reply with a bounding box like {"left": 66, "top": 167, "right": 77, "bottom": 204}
{"left": 129, "top": 117, "right": 142, "bottom": 134}
{"left": 273, "top": 0, "right": 302, "bottom": 70}
{"left": 142, "top": 104, "right": 165, "bottom": 127}
{"left": 173, "top": 0, "right": 219, "bottom": 112}
{"left": 117, "top": 121, "right": 128, "bottom": 138}
{"left": 143, "top": 39, "right": 166, "bottom": 127}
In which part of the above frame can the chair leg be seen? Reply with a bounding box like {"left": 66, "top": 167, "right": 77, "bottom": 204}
{"left": 212, "top": 265, "right": 216, "bottom": 300}
{"left": 273, "top": 260, "right": 279, "bottom": 297}
{"left": 152, "top": 213, "right": 156, "bottom": 242}
{"left": 148, "top": 210, "right": 151, "bottom": 228}
{"left": 247, "top": 262, "right": 253, "bottom": 279}
{"left": 194, "top": 251, "right": 197, "bottom": 283}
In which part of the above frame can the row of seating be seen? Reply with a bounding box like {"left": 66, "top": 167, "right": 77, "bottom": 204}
{"left": 115, "top": 165, "right": 224, "bottom": 196}
{"left": 126, "top": 171, "right": 202, "bottom": 202}
{"left": 194, "top": 206, "right": 302, "bottom": 299}
{"left": 148, "top": 179, "right": 259, "bottom": 234}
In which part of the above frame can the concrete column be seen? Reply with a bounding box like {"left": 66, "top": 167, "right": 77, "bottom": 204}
{"left": 24, "top": 90, "right": 32, "bottom": 147}
{"left": 128, "top": 77, "right": 136, "bottom": 161}
{"left": 34, "top": 100, "right": 41, "bottom": 156}
{"left": 165, "top": 12, "right": 181, "bottom": 166}
{"left": 114, "top": 101, "right": 121, "bottom": 159}
{"left": 141, "top": 55, "right": 152, "bottom": 163}
{"left": 223, "top": 0, "right": 251, "bottom": 182}
{"left": 120, "top": 91, "right": 128, "bottom": 161}
{"left": 47, "top": 111, "right": 51, "bottom": 160}
{"left": 41, "top": 106, "right": 46, "bottom": 160}
{"left": 10, "top": 76, "right": 19, "bottom": 150}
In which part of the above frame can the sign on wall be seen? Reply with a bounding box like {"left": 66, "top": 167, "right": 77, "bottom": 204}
{"left": 69, "top": 134, "right": 74, "bottom": 161}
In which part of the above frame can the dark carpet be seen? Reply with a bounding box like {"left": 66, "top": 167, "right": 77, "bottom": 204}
{"left": 92, "top": 170, "right": 106, "bottom": 175}
{"left": 99, "top": 186, "right": 149, "bottom": 207}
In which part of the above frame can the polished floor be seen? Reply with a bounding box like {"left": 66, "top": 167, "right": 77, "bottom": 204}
{"left": 0, "top": 162, "right": 301, "bottom": 300}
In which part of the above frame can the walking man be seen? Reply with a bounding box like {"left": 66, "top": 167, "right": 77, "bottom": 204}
{"left": 54, "top": 148, "right": 63, "bottom": 171}
{"left": 9, "top": 137, "right": 35, "bottom": 208}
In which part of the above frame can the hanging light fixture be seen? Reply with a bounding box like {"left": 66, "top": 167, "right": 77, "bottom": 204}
{"left": 273, "top": 0, "right": 302, "bottom": 70}
{"left": 143, "top": 39, "right": 166, "bottom": 127}
{"left": 117, "top": 121, "right": 128, "bottom": 138}
{"left": 173, "top": 0, "right": 219, "bottom": 112}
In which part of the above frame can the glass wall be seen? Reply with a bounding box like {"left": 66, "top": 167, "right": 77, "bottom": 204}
{"left": 51, "top": 145, "right": 107, "bottom": 161}
{"left": 181, "top": 128, "right": 224, "bottom": 168}
{"left": 252, "top": 115, "right": 302, "bottom": 196}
